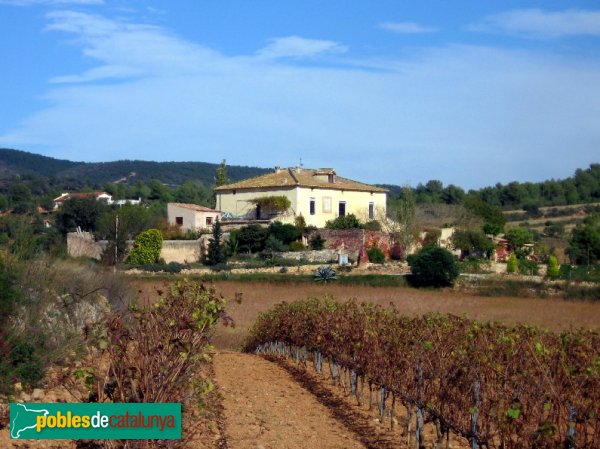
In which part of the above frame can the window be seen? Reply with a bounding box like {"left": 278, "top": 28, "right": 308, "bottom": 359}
{"left": 322, "top": 197, "right": 332, "bottom": 213}
{"left": 328, "top": 174, "right": 334, "bottom": 183}
{"left": 309, "top": 198, "right": 316, "bottom": 215}
{"left": 206, "top": 217, "right": 213, "bottom": 226}
{"left": 369, "top": 202, "right": 374, "bottom": 220}
{"left": 175, "top": 217, "right": 183, "bottom": 226}
{"left": 338, "top": 201, "right": 346, "bottom": 217}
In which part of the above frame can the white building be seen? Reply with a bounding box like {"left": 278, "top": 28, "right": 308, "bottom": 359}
{"left": 167, "top": 203, "right": 222, "bottom": 231}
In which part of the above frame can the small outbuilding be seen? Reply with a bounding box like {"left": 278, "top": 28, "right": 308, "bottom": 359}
{"left": 167, "top": 203, "right": 222, "bottom": 232}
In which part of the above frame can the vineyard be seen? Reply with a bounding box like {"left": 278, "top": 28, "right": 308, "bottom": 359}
{"left": 245, "top": 298, "right": 600, "bottom": 449}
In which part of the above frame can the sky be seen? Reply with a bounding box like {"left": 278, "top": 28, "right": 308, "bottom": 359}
{"left": 0, "top": 1, "right": 599, "bottom": 189}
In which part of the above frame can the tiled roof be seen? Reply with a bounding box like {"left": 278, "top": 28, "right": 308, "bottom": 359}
{"left": 215, "top": 168, "right": 387, "bottom": 193}
{"left": 168, "top": 203, "right": 221, "bottom": 213}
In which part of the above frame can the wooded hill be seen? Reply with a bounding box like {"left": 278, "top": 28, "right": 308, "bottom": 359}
{"left": 0, "top": 148, "right": 269, "bottom": 187}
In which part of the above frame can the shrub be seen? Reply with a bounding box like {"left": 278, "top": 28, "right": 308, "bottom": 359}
{"left": 407, "top": 246, "right": 459, "bottom": 287}
{"left": 237, "top": 224, "right": 268, "bottom": 253}
{"left": 506, "top": 253, "right": 518, "bottom": 273}
{"left": 126, "top": 229, "right": 163, "bottom": 265}
{"left": 268, "top": 222, "right": 301, "bottom": 245}
{"left": 518, "top": 258, "right": 539, "bottom": 276}
{"left": 309, "top": 234, "right": 326, "bottom": 250}
{"left": 364, "top": 220, "right": 382, "bottom": 231}
{"left": 314, "top": 266, "right": 337, "bottom": 283}
{"left": 547, "top": 255, "right": 560, "bottom": 278}
{"left": 263, "top": 235, "right": 287, "bottom": 253}
{"left": 367, "top": 246, "right": 385, "bottom": 264}
{"left": 288, "top": 241, "right": 306, "bottom": 252}
{"left": 325, "top": 214, "right": 363, "bottom": 229}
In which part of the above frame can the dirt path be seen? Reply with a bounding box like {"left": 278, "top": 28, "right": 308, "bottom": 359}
{"left": 214, "top": 352, "right": 367, "bottom": 449}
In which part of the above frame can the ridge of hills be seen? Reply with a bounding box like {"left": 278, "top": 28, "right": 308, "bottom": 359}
{"left": 0, "top": 148, "right": 270, "bottom": 187}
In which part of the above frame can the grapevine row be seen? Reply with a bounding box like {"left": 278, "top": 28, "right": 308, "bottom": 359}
{"left": 244, "top": 298, "right": 600, "bottom": 449}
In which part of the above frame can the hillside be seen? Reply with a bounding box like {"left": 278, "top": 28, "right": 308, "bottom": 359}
{"left": 0, "top": 148, "right": 270, "bottom": 187}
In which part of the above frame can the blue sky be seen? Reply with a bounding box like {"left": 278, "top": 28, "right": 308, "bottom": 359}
{"left": 1, "top": 1, "right": 599, "bottom": 189}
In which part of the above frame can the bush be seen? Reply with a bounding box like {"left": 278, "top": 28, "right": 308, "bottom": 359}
{"left": 268, "top": 222, "right": 301, "bottom": 245}
{"left": 518, "top": 258, "right": 539, "bottom": 276}
{"left": 364, "top": 220, "right": 381, "bottom": 231}
{"left": 237, "top": 224, "right": 268, "bottom": 253}
{"left": 263, "top": 235, "right": 287, "bottom": 253}
{"left": 547, "top": 255, "right": 560, "bottom": 278}
{"left": 126, "top": 229, "right": 163, "bottom": 265}
{"left": 506, "top": 253, "right": 518, "bottom": 273}
{"left": 407, "top": 246, "right": 459, "bottom": 287}
{"left": 309, "top": 234, "right": 325, "bottom": 250}
{"left": 288, "top": 241, "right": 306, "bottom": 252}
{"left": 367, "top": 246, "right": 385, "bottom": 264}
{"left": 325, "top": 214, "right": 363, "bottom": 229}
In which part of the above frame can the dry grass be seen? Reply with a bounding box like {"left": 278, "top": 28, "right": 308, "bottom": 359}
{"left": 132, "top": 280, "right": 600, "bottom": 351}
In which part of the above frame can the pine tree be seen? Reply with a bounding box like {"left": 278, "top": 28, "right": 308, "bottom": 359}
{"left": 215, "top": 159, "right": 229, "bottom": 187}
{"left": 205, "top": 219, "right": 227, "bottom": 265}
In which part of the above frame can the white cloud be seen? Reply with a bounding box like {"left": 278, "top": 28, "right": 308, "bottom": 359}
{"left": 256, "top": 36, "right": 347, "bottom": 59}
{"left": 472, "top": 9, "right": 600, "bottom": 38}
{"left": 379, "top": 22, "right": 437, "bottom": 34}
{"left": 0, "top": 0, "right": 102, "bottom": 5}
{"left": 1, "top": 12, "right": 599, "bottom": 189}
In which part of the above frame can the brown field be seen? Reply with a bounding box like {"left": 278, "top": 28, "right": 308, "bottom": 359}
{"left": 137, "top": 280, "right": 600, "bottom": 351}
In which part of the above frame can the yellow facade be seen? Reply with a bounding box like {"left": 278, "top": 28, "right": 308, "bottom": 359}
{"left": 216, "top": 184, "right": 386, "bottom": 228}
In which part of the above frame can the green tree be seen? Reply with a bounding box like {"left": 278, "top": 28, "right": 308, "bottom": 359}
{"left": 126, "top": 229, "right": 163, "bottom": 264}
{"left": 407, "top": 246, "right": 459, "bottom": 287}
{"left": 237, "top": 224, "right": 268, "bottom": 253}
{"left": 506, "top": 253, "right": 518, "bottom": 273}
{"left": 567, "top": 212, "right": 600, "bottom": 265}
{"left": 268, "top": 221, "right": 300, "bottom": 245}
{"left": 464, "top": 196, "right": 506, "bottom": 235}
{"left": 393, "top": 186, "right": 418, "bottom": 257}
{"left": 54, "top": 198, "right": 107, "bottom": 234}
{"left": 204, "top": 220, "right": 228, "bottom": 265}
{"left": 504, "top": 227, "right": 534, "bottom": 251}
{"left": 547, "top": 255, "right": 560, "bottom": 278}
{"left": 215, "top": 159, "right": 229, "bottom": 187}
{"left": 451, "top": 229, "right": 495, "bottom": 259}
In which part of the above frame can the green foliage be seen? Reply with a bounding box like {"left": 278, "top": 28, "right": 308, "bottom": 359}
{"left": 367, "top": 246, "right": 385, "bottom": 264}
{"left": 451, "top": 229, "right": 495, "bottom": 259}
{"left": 421, "top": 228, "right": 441, "bottom": 247}
{"left": 249, "top": 196, "right": 291, "bottom": 213}
{"left": 464, "top": 196, "right": 506, "bottom": 234}
{"left": 325, "top": 213, "right": 363, "bottom": 229}
{"left": 364, "top": 220, "right": 382, "bottom": 231}
{"left": 55, "top": 198, "right": 108, "bottom": 235}
{"left": 547, "top": 256, "right": 560, "bottom": 278}
{"left": 518, "top": 258, "right": 539, "bottom": 275}
{"left": 268, "top": 221, "right": 301, "bottom": 245}
{"left": 309, "top": 233, "right": 326, "bottom": 250}
{"left": 407, "top": 246, "right": 459, "bottom": 287}
{"left": 505, "top": 227, "right": 534, "bottom": 251}
{"left": 288, "top": 241, "right": 306, "bottom": 252}
{"left": 507, "top": 253, "right": 518, "bottom": 273}
{"left": 263, "top": 235, "right": 287, "bottom": 253}
{"left": 126, "top": 229, "right": 163, "bottom": 265}
{"left": 215, "top": 159, "right": 229, "bottom": 187}
{"left": 314, "top": 265, "right": 337, "bottom": 283}
{"left": 237, "top": 224, "right": 268, "bottom": 253}
{"left": 205, "top": 220, "right": 228, "bottom": 266}
{"left": 567, "top": 212, "right": 600, "bottom": 265}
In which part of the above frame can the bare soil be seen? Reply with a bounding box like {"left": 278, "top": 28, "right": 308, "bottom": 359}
{"left": 204, "top": 281, "right": 600, "bottom": 350}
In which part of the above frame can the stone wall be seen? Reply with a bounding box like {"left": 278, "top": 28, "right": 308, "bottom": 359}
{"left": 160, "top": 239, "right": 203, "bottom": 264}
{"left": 308, "top": 229, "right": 393, "bottom": 260}
{"left": 277, "top": 249, "right": 338, "bottom": 263}
{"left": 67, "top": 232, "right": 106, "bottom": 260}
{"left": 67, "top": 232, "right": 204, "bottom": 264}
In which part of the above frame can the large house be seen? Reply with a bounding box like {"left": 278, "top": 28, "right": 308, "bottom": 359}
{"left": 215, "top": 167, "right": 387, "bottom": 228}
